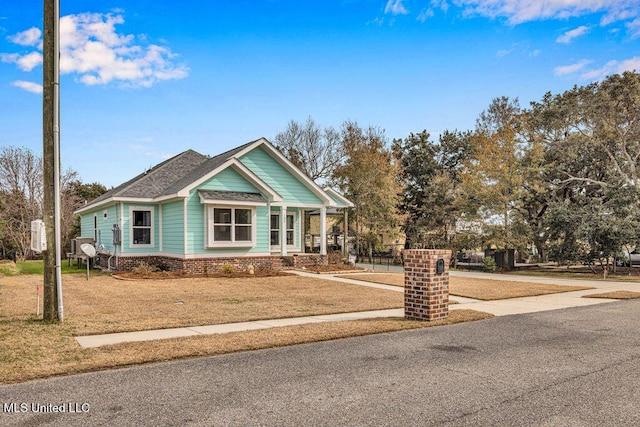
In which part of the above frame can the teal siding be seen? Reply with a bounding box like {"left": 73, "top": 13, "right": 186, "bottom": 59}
{"left": 79, "top": 205, "right": 119, "bottom": 253}
{"left": 185, "top": 169, "right": 270, "bottom": 255}
{"left": 80, "top": 212, "right": 93, "bottom": 240}
{"left": 199, "top": 167, "right": 261, "bottom": 193}
{"left": 161, "top": 200, "right": 184, "bottom": 254}
{"left": 255, "top": 206, "right": 270, "bottom": 252}
{"left": 239, "top": 147, "right": 324, "bottom": 205}
{"left": 186, "top": 191, "right": 204, "bottom": 253}
{"left": 327, "top": 191, "right": 352, "bottom": 208}
{"left": 122, "top": 203, "right": 159, "bottom": 253}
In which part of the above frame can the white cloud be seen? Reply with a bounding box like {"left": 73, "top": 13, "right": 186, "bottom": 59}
{"left": 554, "top": 56, "right": 640, "bottom": 80}
{"left": 3, "top": 12, "right": 188, "bottom": 88}
{"left": 453, "top": 0, "right": 640, "bottom": 26}
{"left": 581, "top": 56, "right": 640, "bottom": 79}
{"left": 556, "top": 25, "right": 590, "bottom": 44}
{"left": 627, "top": 18, "right": 640, "bottom": 38}
{"left": 367, "top": 17, "right": 386, "bottom": 26}
{"left": 385, "top": 0, "right": 408, "bottom": 15}
{"left": 11, "top": 80, "right": 42, "bottom": 94}
{"left": 581, "top": 60, "right": 618, "bottom": 79}
{"left": 554, "top": 59, "right": 592, "bottom": 76}
{"left": 600, "top": 5, "right": 637, "bottom": 25}
{"left": 17, "top": 52, "right": 43, "bottom": 71}
{"left": 617, "top": 56, "right": 640, "bottom": 72}
{"left": 417, "top": 0, "right": 450, "bottom": 22}
{"left": 417, "top": 8, "right": 435, "bottom": 23}
{"left": 432, "top": 0, "right": 449, "bottom": 13}
{"left": 0, "top": 53, "right": 18, "bottom": 64}
{"left": 8, "top": 27, "right": 41, "bottom": 47}
{"left": 0, "top": 51, "right": 42, "bottom": 71}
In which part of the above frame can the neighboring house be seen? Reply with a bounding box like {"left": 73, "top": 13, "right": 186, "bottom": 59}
{"left": 309, "top": 208, "right": 350, "bottom": 253}
{"left": 74, "top": 138, "right": 353, "bottom": 272}
{"left": 309, "top": 210, "right": 404, "bottom": 257}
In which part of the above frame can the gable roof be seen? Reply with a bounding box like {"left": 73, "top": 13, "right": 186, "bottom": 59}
{"left": 162, "top": 141, "right": 257, "bottom": 196}
{"left": 324, "top": 187, "right": 355, "bottom": 208}
{"left": 75, "top": 137, "right": 343, "bottom": 214}
{"left": 79, "top": 149, "right": 208, "bottom": 208}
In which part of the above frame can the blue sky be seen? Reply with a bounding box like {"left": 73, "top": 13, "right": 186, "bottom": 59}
{"left": 1, "top": 0, "right": 639, "bottom": 188}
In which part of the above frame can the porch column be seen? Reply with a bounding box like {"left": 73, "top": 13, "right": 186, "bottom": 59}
{"left": 280, "top": 206, "right": 287, "bottom": 256}
{"left": 343, "top": 209, "right": 349, "bottom": 256}
{"left": 301, "top": 210, "right": 307, "bottom": 254}
{"left": 267, "top": 200, "right": 272, "bottom": 253}
{"left": 320, "top": 207, "right": 327, "bottom": 255}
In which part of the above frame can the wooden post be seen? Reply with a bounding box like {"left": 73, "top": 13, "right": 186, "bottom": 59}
{"left": 42, "top": 0, "right": 59, "bottom": 321}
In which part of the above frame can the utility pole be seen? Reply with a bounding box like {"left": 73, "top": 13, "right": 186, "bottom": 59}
{"left": 43, "top": 0, "right": 63, "bottom": 322}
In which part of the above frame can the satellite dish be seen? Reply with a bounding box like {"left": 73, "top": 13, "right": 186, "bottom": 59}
{"left": 80, "top": 243, "right": 96, "bottom": 258}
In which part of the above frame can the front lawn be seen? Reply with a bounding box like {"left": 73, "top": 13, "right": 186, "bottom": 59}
{"left": 337, "top": 273, "right": 593, "bottom": 300}
{"left": 0, "top": 260, "right": 102, "bottom": 276}
{"left": 0, "top": 273, "right": 492, "bottom": 384}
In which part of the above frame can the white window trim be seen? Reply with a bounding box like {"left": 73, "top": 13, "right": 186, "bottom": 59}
{"left": 93, "top": 214, "right": 98, "bottom": 242}
{"left": 129, "top": 206, "right": 155, "bottom": 248}
{"left": 206, "top": 205, "right": 257, "bottom": 248}
{"left": 270, "top": 211, "right": 297, "bottom": 249}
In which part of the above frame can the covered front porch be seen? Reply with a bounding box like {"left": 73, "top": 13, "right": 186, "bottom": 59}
{"left": 269, "top": 188, "right": 353, "bottom": 258}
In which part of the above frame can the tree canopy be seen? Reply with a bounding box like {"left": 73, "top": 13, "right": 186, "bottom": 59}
{"left": 271, "top": 72, "right": 640, "bottom": 269}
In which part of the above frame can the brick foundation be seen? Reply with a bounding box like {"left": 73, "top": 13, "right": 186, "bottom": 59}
{"left": 94, "top": 253, "right": 327, "bottom": 274}
{"left": 404, "top": 249, "right": 450, "bottom": 321}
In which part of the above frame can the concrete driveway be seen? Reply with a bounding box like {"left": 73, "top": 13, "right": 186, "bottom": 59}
{"left": 2, "top": 300, "right": 640, "bottom": 426}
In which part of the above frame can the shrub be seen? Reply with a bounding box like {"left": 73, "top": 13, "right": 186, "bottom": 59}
{"left": 328, "top": 252, "right": 343, "bottom": 265}
{"left": 131, "top": 262, "right": 159, "bottom": 274}
{"left": 483, "top": 256, "right": 496, "bottom": 273}
{"left": 220, "top": 264, "right": 235, "bottom": 274}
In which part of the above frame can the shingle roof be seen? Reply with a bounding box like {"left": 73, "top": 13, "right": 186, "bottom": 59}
{"left": 81, "top": 140, "right": 260, "bottom": 209}
{"left": 162, "top": 140, "right": 256, "bottom": 195}
{"left": 78, "top": 137, "right": 348, "bottom": 212}
{"left": 84, "top": 149, "right": 208, "bottom": 207}
{"left": 197, "top": 190, "right": 266, "bottom": 204}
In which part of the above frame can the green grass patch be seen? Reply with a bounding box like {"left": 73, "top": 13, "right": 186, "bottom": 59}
{"left": 15, "top": 260, "right": 102, "bottom": 276}
{"left": 0, "top": 260, "right": 19, "bottom": 276}
{"left": 16, "top": 260, "right": 45, "bottom": 275}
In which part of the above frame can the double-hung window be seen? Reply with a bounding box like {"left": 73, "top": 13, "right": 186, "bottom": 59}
{"left": 130, "top": 207, "right": 153, "bottom": 247}
{"left": 208, "top": 206, "right": 255, "bottom": 247}
{"left": 270, "top": 213, "right": 295, "bottom": 246}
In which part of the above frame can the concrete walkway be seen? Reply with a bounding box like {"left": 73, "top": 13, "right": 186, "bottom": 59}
{"left": 75, "top": 270, "right": 640, "bottom": 349}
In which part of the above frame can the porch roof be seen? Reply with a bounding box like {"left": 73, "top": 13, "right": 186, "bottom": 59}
{"left": 197, "top": 190, "right": 266, "bottom": 205}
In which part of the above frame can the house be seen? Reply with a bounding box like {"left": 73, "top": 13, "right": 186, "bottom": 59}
{"left": 74, "top": 138, "right": 353, "bottom": 273}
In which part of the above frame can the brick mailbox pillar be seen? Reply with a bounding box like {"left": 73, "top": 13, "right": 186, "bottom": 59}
{"left": 404, "top": 249, "right": 451, "bottom": 321}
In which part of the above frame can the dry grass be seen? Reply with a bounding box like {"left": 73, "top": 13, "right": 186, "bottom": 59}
{"left": 338, "top": 272, "right": 593, "bottom": 300}
{"left": 337, "top": 273, "right": 403, "bottom": 287}
{"left": 583, "top": 291, "right": 640, "bottom": 299}
{"left": 0, "top": 273, "right": 493, "bottom": 385}
{"left": 0, "top": 260, "right": 19, "bottom": 276}
{"left": 301, "top": 264, "right": 365, "bottom": 273}
{"left": 0, "top": 310, "right": 493, "bottom": 385}
{"left": 1, "top": 274, "right": 403, "bottom": 335}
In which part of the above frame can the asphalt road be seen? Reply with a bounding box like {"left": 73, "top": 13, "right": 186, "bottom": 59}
{"left": 2, "top": 301, "right": 640, "bottom": 426}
